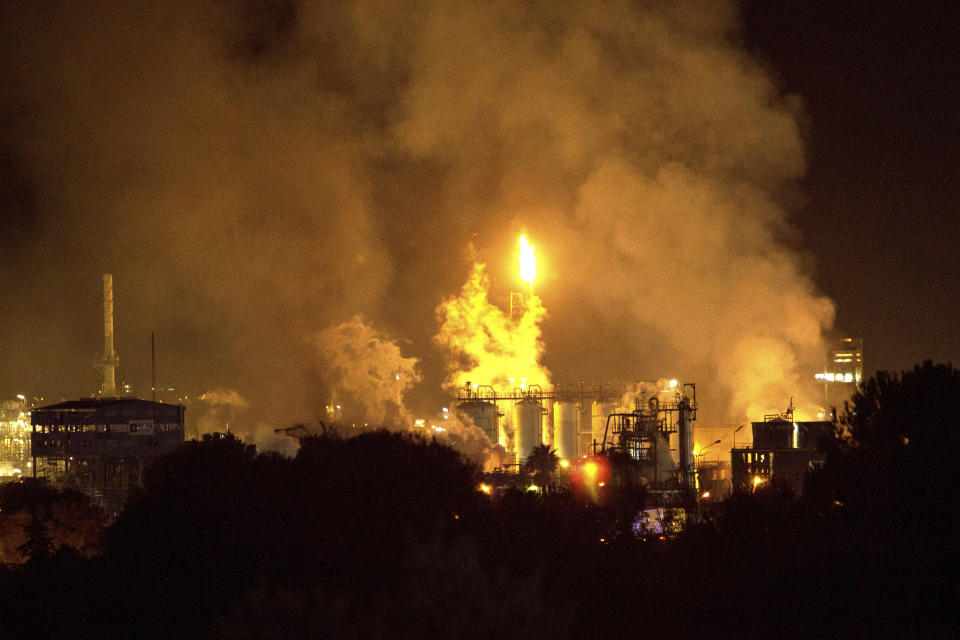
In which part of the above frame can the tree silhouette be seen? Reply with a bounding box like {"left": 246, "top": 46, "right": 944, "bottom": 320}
{"left": 807, "top": 361, "right": 960, "bottom": 519}
{"left": 803, "top": 361, "right": 960, "bottom": 632}
{"left": 17, "top": 513, "right": 54, "bottom": 561}
{"left": 523, "top": 444, "right": 559, "bottom": 491}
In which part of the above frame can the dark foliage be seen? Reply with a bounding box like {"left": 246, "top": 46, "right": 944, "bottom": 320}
{"left": 0, "top": 478, "right": 91, "bottom": 518}
{"left": 0, "top": 365, "right": 957, "bottom": 639}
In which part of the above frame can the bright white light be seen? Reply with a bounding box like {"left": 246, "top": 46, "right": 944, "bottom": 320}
{"left": 519, "top": 235, "right": 536, "bottom": 285}
{"left": 669, "top": 379, "right": 678, "bottom": 388}
{"left": 16, "top": 394, "right": 25, "bottom": 400}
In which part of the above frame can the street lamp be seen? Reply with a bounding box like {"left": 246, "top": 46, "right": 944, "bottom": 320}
{"left": 694, "top": 439, "right": 723, "bottom": 499}
{"left": 696, "top": 439, "right": 722, "bottom": 459}
{"left": 733, "top": 424, "right": 745, "bottom": 449}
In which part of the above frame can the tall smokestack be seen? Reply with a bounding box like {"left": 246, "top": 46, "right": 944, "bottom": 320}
{"left": 678, "top": 385, "right": 697, "bottom": 491}
{"left": 96, "top": 274, "right": 118, "bottom": 396}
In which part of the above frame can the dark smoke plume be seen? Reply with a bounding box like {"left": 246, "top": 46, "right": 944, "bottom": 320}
{"left": 0, "top": 1, "right": 833, "bottom": 443}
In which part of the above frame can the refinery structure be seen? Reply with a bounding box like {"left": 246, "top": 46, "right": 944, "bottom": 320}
{"left": 2, "top": 238, "right": 862, "bottom": 510}
{"left": 0, "top": 396, "right": 31, "bottom": 477}
{"left": 18, "top": 274, "right": 185, "bottom": 511}
{"left": 456, "top": 380, "right": 701, "bottom": 492}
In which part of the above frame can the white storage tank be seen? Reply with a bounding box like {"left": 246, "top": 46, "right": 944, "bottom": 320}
{"left": 542, "top": 399, "right": 554, "bottom": 447}
{"left": 553, "top": 401, "right": 578, "bottom": 461}
{"left": 578, "top": 401, "right": 592, "bottom": 457}
{"left": 514, "top": 397, "right": 543, "bottom": 462}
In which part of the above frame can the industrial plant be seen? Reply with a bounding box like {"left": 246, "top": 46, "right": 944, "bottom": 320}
{"left": 5, "top": 240, "right": 860, "bottom": 514}
{"left": 457, "top": 380, "right": 701, "bottom": 493}
{"left": 22, "top": 274, "right": 185, "bottom": 511}
{"left": 730, "top": 402, "right": 835, "bottom": 496}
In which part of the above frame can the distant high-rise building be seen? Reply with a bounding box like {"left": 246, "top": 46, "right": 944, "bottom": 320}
{"left": 815, "top": 338, "right": 864, "bottom": 408}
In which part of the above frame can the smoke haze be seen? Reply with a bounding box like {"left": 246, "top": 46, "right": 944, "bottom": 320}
{"left": 0, "top": 0, "right": 834, "bottom": 440}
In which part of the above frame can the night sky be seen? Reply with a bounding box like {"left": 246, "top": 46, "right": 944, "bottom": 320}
{"left": 0, "top": 1, "right": 957, "bottom": 438}
{"left": 742, "top": 0, "right": 960, "bottom": 374}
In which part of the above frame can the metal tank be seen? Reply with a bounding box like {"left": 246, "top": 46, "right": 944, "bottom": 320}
{"left": 553, "top": 401, "right": 578, "bottom": 461}
{"left": 592, "top": 400, "right": 618, "bottom": 451}
{"left": 514, "top": 397, "right": 543, "bottom": 462}
{"left": 499, "top": 410, "right": 514, "bottom": 454}
{"left": 578, "top": 401, "right": 592, "bottom": 457}
{"left": 456, "top": 400, "right": 499, "bottom": 444}
{"left": 542, "top": 399, "right": 554, "bottom": 448}
{"left": 678, "top": 397, "right": 695, "bottom": 490}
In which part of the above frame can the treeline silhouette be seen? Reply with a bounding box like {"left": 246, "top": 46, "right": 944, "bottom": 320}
{"left": 0, "top": 361, "right": 957, "bottom": 638}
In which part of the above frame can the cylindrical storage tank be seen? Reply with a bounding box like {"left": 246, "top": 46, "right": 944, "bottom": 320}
{"left": 515, "top": 397, "right": 543, "bottom": 463}
{"left": 542, "top": 399, "right": 554, "bottom": 447}
{"left": 591, "top": 400, "right": 618, "bottom": 449}
{"left": 578, "top": 401, "right": 592, "bottom": 457}
{"left": 499, "top": 410, "right": 514, "bottom": 453}
{"left": 553, "top": 401, "right": 578, "bottom": 461}
{"left": 456, "top": 400, "right": 498, "bottom": 444}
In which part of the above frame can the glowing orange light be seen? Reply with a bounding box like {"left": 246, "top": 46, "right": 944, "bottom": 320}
{"left": 583, "top": 461, "right": 599, "bottom": 480}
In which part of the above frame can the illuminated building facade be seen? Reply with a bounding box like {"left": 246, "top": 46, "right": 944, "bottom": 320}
{"left": 30, "top": 397, "right": 184, "bottom": 510}
{"left": 0, "top": 397, "right": 31, "bottom": 477}
{"left": 815, "top": 337, "right": 864, "bottom": 408}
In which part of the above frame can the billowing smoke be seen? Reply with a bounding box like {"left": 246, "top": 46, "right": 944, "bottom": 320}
{"left": 313, "top": 315, "right": 421, "bottom": 425}
{"left": 316, "top": 314, "right": 506, "bottom": 468}
{"left": 195, "top": 388, "right": 250, "bottom": 434}
{"left": 1, "top": 0, "right": 834, "bottom": 442}
{"left": 424, "top": 413, "right": 509, "bottom": 472}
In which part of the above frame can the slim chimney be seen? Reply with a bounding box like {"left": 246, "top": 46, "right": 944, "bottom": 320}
{"left": 97, "top": 274, "right": 118, "bottom": 396}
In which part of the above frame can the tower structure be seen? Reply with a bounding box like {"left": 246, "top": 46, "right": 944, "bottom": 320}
{"left": 94, "top": 274, "right": 119, "bottom": 396}
{"left": 815, "top": 338, "right": 863, "bottom": 409}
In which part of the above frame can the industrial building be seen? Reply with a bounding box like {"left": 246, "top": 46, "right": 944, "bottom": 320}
{"left": 23, "top": 274, "right": 186, "bottom": 511}
{"left": 457, "top": 381, "right": 700, "bottom": 491}
{"left": 30, "top": 397, "right": 184, "bottom": 510}
{"left": 730, "top": 411, "right": 834, "bottom": 495}
{"left": 0, "top": 397, "right": 31, "bottom": 477}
